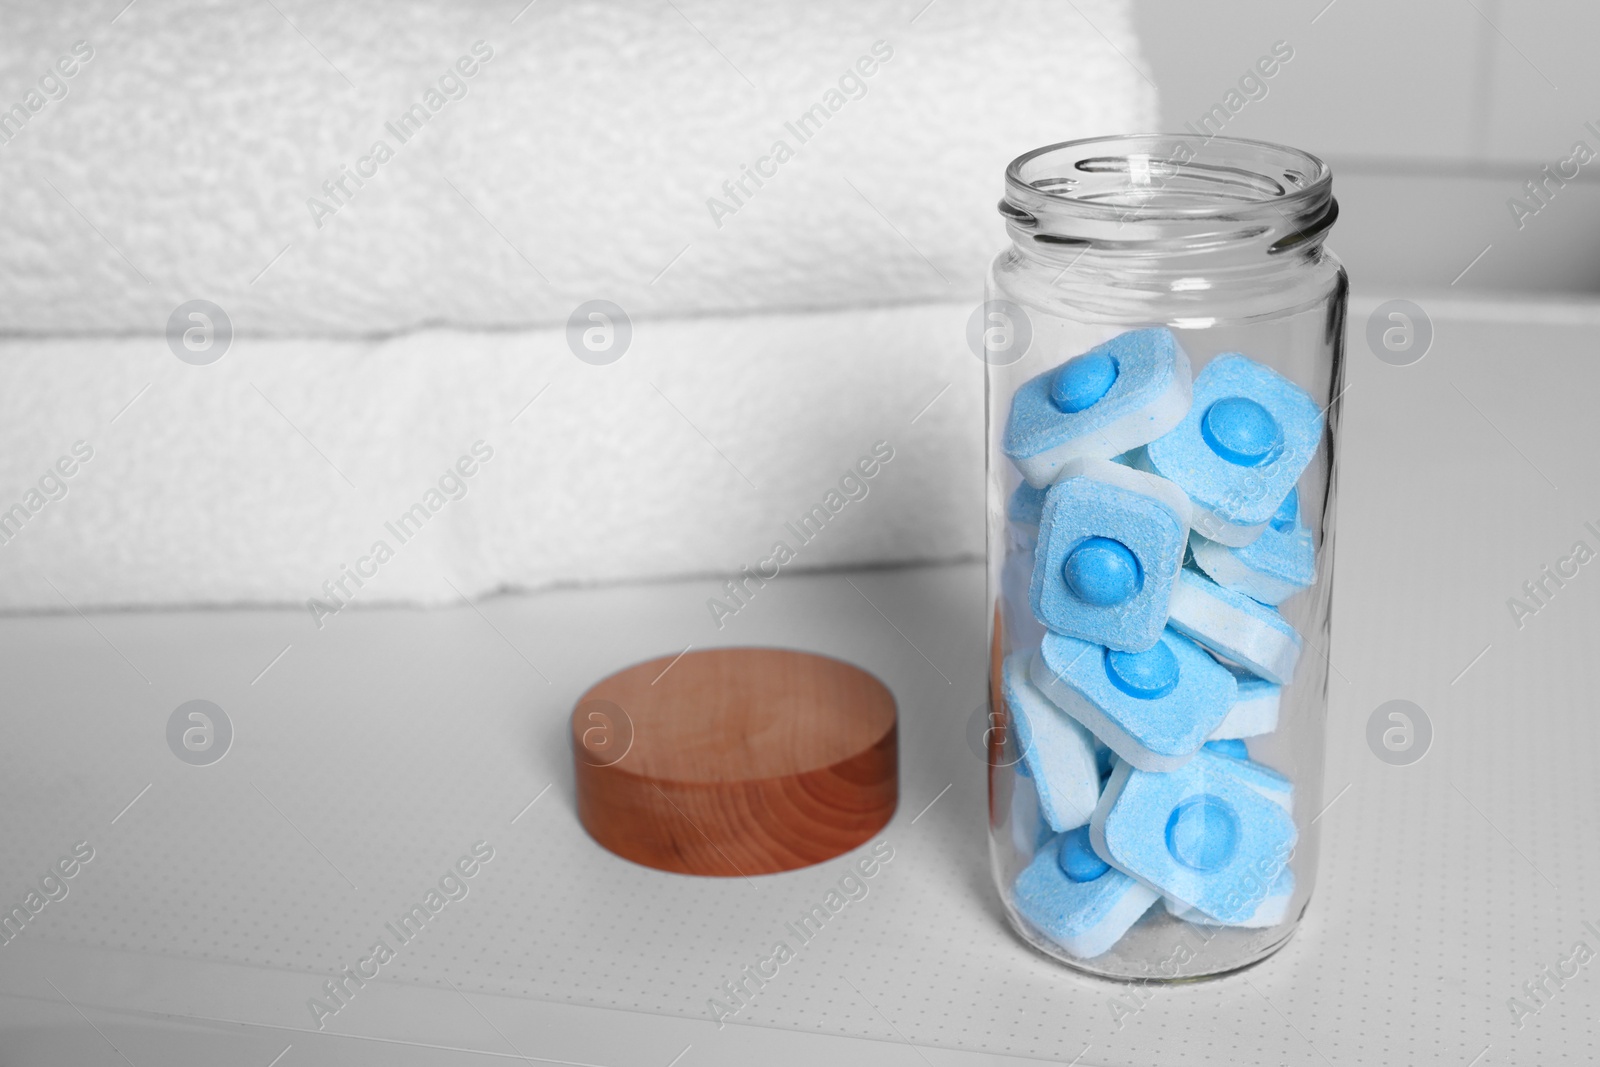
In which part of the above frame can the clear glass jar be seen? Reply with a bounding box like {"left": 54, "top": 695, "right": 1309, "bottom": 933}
{"left": 985, "top": 135, "right": 1345, "bottom": 980}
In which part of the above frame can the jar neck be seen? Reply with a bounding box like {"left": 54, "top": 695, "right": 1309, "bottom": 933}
{"left": 999, "top": 135, "right": 1337, "bottom": 287}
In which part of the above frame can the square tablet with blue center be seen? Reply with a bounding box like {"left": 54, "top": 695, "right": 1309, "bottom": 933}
{"left": 1004, "top": 327, "right": 1193, "bottom": 488}
{"left": 1145, "top": 354, "right": 1323, "bottom": 546}
{"left": 1013, "top": 826, "right": 1159, "bottom": 958}
{"left": 1090, "top": 748, "right": 1298, "bottom": 924}
{"left": 1030, "top": 458, "right": 1190, "bottom": 652}
{"left": 1031, "top": 627, "right": 1236, "bottom": 772}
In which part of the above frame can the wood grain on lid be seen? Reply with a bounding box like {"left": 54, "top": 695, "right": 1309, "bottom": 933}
{"left": 571, "top": 646, "right": 898, "bottom": 876}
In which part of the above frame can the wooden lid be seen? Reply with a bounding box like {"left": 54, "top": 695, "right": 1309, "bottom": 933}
{"left": 571, "top": 647, "right": 898, "bottom": 876}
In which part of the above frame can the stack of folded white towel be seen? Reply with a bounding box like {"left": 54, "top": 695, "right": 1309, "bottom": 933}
{"left": 0, "top": 0, "right": 1155, "bottom": 610}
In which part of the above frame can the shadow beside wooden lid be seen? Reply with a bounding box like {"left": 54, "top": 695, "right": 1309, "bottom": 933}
{"left": 571, "top": 647, "right": 898, "bottom": 876}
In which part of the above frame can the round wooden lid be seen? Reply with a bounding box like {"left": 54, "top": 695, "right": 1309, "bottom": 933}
{"left": 571, "top": 647, "right": 898, "bottom": 876}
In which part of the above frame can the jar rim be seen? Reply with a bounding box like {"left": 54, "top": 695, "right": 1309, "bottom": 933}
{"left": 1000, "top": 134, "right": 1335, "bottom": 259}
{"left": 1004, "top": 134, "right": 1331, "bottom": 221}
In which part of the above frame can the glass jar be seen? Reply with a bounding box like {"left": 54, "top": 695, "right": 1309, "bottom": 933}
{"left": 984, "top": 135, "right": 1345, "bottom": 980}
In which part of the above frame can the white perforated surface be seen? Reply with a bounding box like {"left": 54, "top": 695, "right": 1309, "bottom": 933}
{"left": 3, "top": 298, "right": 1599, "bottom": 1064}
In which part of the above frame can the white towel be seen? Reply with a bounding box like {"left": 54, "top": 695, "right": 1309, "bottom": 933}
{"left": 0, "top": 302, "right": 988, "bottom": 613}
{"left": 0, "top": 0, "right": 1155, "bottom": 334}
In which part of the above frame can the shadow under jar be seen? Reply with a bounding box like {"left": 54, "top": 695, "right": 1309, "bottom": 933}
{"left": 984, "top": 135, "right": 1346, "bottom": 980}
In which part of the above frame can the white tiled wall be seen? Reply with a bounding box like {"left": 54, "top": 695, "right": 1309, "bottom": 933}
{"left": 1481, "top": 0, "right": 1600, "bottom": 161}
{"left": 1133, "top": 0, "right": 1600, "bottom": 293}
